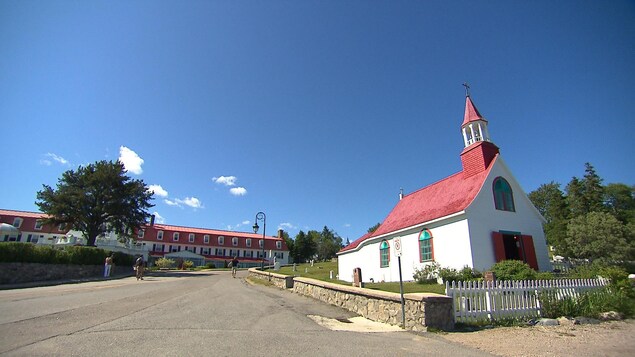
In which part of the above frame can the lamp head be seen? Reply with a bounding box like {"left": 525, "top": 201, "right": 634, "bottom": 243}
{"left": 252, "top": 222, "right": 259, "bottom": 234}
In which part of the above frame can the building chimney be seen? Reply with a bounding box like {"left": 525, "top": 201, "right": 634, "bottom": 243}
{"left": 277, "top": 229, "right": 284, "bottom": 238}
{"left": 399, "top": 188, "right": 404, "bottom": 200}
{"left": 150, "top": 215, "right": 155, "bottom": 226}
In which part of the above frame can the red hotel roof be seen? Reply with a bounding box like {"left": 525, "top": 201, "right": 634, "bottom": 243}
{"left": 340, "top": 155, "right": 496, "bottom": 253}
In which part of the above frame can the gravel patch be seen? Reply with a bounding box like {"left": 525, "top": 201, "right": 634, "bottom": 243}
{"left": 438, "top": 319, "right": 635, "bottom": 357}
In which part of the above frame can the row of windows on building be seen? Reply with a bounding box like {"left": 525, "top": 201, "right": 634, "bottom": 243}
{"left": 140, "top": 230, "right": 282, "bottom": 250}
{"left": 379, "top": 229, "right": 433, "bottom": 268}
{"left": 2, "top": 234, "right": 47, "bottom": 243}
{"left": 7, "top": 218, "right": 67, "bottom": 231}
{"left": 151, "top": 244, "right": 284, "bottom": 260}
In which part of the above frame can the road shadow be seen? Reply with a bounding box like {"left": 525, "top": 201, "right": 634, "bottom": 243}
{"left": 147, "top": 270, "right": 218, "bottom": 278}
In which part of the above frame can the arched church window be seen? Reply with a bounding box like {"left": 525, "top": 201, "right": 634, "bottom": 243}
{"left": 493, "top": 177, "right": 515, "bottom": 212}
{"left": 419, "top": 229, "right": 434, "bottom": 262}
{"left": 380, "top": 240, "right": 390, "bottom": 268}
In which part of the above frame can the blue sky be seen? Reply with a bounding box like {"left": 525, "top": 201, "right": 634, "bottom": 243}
{"left": 1, "top": 1, "right": 634, "bottom": 242}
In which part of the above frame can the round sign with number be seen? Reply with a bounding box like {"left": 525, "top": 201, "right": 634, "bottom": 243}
{"left": 394, "top": 237, "right": 402, "bottom": 256}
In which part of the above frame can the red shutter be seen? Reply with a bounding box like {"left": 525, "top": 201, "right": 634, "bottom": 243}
{"left": 492, "top": 232, "right": 505, "bottom": 262}
{"left": 521, "top": 235, "right": 539, "bottom": 270}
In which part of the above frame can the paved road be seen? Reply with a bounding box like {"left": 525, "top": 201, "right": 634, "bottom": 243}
{"left": 0, "top": 270, "right": 493, "bottom": 356}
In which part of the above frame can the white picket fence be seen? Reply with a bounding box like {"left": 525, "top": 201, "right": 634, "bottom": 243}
{"left": 445, "top": 278, "right": 608, "bottom": 322}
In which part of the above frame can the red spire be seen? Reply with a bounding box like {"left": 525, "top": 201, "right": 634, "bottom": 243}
{"left": 462, "top": 96, "right": 487, "bottom": 126}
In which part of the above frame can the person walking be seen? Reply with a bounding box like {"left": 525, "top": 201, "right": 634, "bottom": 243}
{"left": 104, "top": 253, "right": 113, "bottom": 277}
{"left": 134, "top": 255, "right": 145, "bottom": 280}
{"left": 231, "top": 256, "right": 239, "bottom": 278}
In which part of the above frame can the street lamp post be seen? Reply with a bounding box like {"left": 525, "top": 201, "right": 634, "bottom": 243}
{"left": 252, "top": 212, "right": 266, "bottom": 271}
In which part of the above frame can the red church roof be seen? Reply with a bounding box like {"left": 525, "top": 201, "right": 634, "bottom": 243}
{"left": 462, "top": 95, "right": 487, "bottom": 126}
{"left": 340, "top": 155, "right": 497, "bottom": 253}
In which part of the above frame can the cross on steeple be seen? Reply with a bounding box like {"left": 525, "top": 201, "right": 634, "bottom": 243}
{"left": 462, "top": 82, "right": 471, "bottom": 97}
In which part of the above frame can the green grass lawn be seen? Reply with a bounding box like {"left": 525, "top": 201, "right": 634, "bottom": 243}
{"left": 277, "top": 261, "right": 446, "bottom": 295}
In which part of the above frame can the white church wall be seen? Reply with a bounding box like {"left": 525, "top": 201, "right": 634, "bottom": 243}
{"left": 338, "top": 215, "right": 474, "bottom": 283}
{"left": 466, "top": 158, "right": 551, "bottom": 272}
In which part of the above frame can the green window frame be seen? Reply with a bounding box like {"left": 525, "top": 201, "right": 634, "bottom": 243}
{"left": 380, "top": 240, "right": 390, "bottom": 267}
{"left": 493, "top": 177, "right": 515, "bottom": 212}
{"left": 419, "top": 229, "right": 433, "bottom": 262}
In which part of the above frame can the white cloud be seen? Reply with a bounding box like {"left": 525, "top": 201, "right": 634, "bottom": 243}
{"left": 177, "top": 197, "right": 203, "bottom": 209}
{"left": 229, "top": 187, "right": 247, "bottom": 196}
{"left": 41, "top": 153, "right": 70, "bottom": 166}
{"left": 148, "top": 184, "right": 168, "bottom": 198}
{"left": 164, "top": 199, "right": 179, "bottom": 207}
{"left": 164, "top": 196, "right": 203, "bottom": 209}
{"left": 118, "top": 146, "right": 144, "bottom": 175}
{"left": 279, "top": 222, "right": 298, "bottom": 230}
{"left": 242, "top": 220, "right": 250, "bottom": 225}
{"left": 152, "top": 211, "right": 165, "bottom": 224}
{"left": 213, "top": 176, "right": 237, "bottom": 186}
{"left": 344, "top": 223, "right": 351, "bottom": 228}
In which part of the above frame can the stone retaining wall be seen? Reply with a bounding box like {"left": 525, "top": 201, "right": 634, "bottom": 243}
{"left": 247, "top": 268, "right": 454, "bottom": 331}
{"left": 0, "top": 262, "right": 114, "bottom": 284}
{"left": 248, "top": 268, "right": 294, "bottom": 289}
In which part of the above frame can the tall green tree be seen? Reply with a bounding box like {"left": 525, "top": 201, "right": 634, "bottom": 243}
{"left": 367, "top": 223, "right": 381, "bottom": 234}
{"left": 566, "top": 163, "right": 604, "bottom": 217}
{"left": 293, "top": 230, "right": 316, "bottom": 263}
{"left": 565, "top": 212, "right": 633, "bottom": 262}
{"left": 314, "top": 226, "right": 343, "bottom": 261}
{"left": 36, "top": 160, "right": 154, "bottom": 246}
{"left": 528, "top": 182, "right": 569, "bottom": 254}
{"left": 604, "top": 183, "right": 635, "bottom": 224}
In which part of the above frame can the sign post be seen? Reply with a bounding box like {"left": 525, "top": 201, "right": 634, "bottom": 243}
{"left": 394, "top": 237, "right": 406, "bottom": 329}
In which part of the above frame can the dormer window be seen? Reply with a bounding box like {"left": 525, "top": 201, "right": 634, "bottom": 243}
{"left": 173, "top": 232, "right": 180, "bottom": 241}
{"left": 493, "top": 177, "right": 515, "bottom": 212}
{"left": 276, "top": 241, "right": 282, "bottom": 249}
{"left": 138, "top": 229, "right": 145, "bottom": 238}
{"left": 34, "top": 220, "right": 43, "bottom": 230}
{"left": 189, "top": 233, "right": 195, "bottom": 242}
{"left": 232, "top": 237, "right": 238, "bottom": 246}
{"left": 12, "top": 218, "right": 22, "bottom": 228}
{"left": 246, "top": 238, "right": 251, "bottom": 247}
{"left": 204, "top": 235, "right": 210, "bottom": 244}
{"left": 218, "top": 236, "right": 224, "bottom": 245}
{"left": 157, "top": 231, "right": 164, "bottom": 240}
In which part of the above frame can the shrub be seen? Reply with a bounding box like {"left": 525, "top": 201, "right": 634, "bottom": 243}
{"left": 413, "top": 262, "right": 440, "bottom": 284}
{"left": 155, "top": 257, "right": 175, "bottom": 269}
{"left": 205, "top": 262, "right": 216, "bottom": 269}
{"left": 438, "top": 265, "right": 481, "bottom": 283}
{"left": 539, "top": 286, "right": 635, "bottom": 319}
{"left": 182, "top": 260, "right": 194, "bottom": 269}
{"left": 490, "top": 260, "right": 536, "bottom": 281}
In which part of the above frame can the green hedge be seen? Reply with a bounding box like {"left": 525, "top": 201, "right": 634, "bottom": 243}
{"left": 0, "top": 242, "right": 135, "bottom": 266}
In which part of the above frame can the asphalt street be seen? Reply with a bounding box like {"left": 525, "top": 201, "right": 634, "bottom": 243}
{"left": 0, "top": 270, "right": 494, "bottom": 356}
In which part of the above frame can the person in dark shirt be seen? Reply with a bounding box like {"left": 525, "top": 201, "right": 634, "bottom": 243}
{"left": 231, "top": 256, "right": 239, "bottom": 278}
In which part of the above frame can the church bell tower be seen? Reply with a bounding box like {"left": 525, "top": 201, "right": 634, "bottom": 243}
{"left": 459, "top": 84, "right": 500, "bottom": 177}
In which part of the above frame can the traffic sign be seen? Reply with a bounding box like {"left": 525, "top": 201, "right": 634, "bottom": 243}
{"left": 394, "top": 237, "right": 402, "bottom": 257}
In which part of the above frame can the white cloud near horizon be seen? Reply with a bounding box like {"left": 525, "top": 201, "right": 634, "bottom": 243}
{"left": 279, "top": 222, "right": 298, "bottom": 231}
{"left": 152, "top": 211, "right": 165, "bottom": 224}
{"left": 212, "top": 176, "right": 237, "bottom": 186}
{"left": 148, "top": 184, "right": 168, "bottom": 198}
{"left": 229, "top": 187, "right": 247, "bottom": 196}
{"left": 41, "top": 153, "right": 70, "bottom": 166}
{"left": 118, "top": 146, "right": 144, "bottom": 175}
{"left": 226, "top": 220, "right": 251, "bottom": 231}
